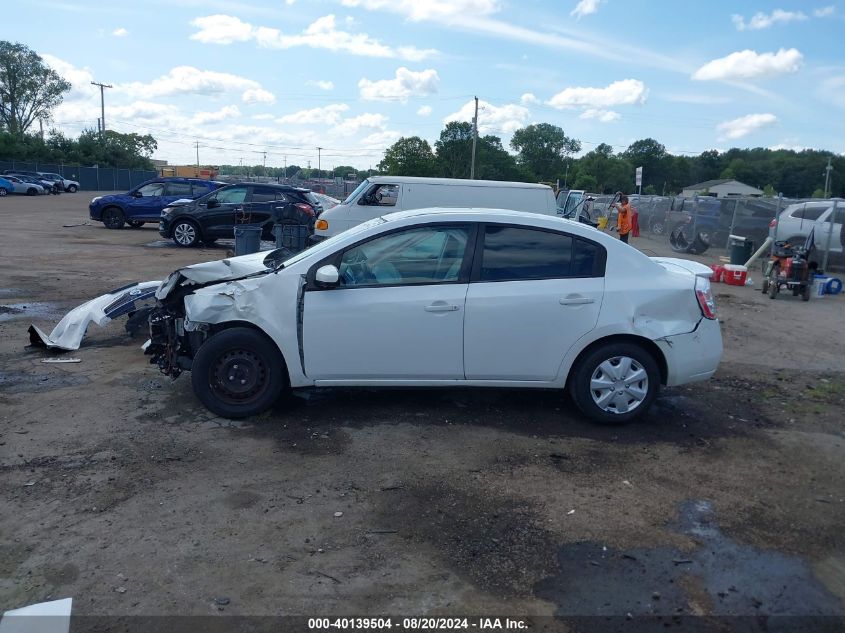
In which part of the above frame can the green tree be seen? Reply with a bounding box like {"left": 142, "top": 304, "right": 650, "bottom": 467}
{"left": 434, "top": 121, "right": 474, "bottom": 178}
{"left": 0, "top": 41, "right": 71, "bottom": 135}
{"left": 811, "top": 188, "right": 825, "bottom": 198}
{"left": 379, "top": 136, "right": 438, "bottom": 176}
{"left": 572, "top": 173, "right": 597, "bottom": 191}
{"left": 622, "top": 138, "right": 670, "bottom": 191}
{"left": 762, "top": 184, "right": 776, "bottom": 197}
{"left": 509, "top": 123, "right": 580, "bottom": 181}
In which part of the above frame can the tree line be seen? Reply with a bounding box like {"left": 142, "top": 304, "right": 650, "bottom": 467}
{"left": 378, "top": 124, "right": 843, "bottom": 199}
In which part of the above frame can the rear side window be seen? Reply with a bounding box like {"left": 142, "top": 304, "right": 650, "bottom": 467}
{"left": 478, "top": 226, "right": 603, "bottom": 282}
{"left": 251, "top": 187, "right": 279, "bottom": 203}
{"left": 192, "top": 182, "right": 212, "bottom": 196}
{"left": 165, "top": 182, "right": 193, "bottom": 197}
{"left": 791, "top": 205, "right": 828, "bottom": 221}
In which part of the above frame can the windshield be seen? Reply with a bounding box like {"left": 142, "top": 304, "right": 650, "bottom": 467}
{"left": 343, "top": 179, "right": 371, "bottom": 205}
{"left": 271, "top": 215, "right": 389, "bottom": 269}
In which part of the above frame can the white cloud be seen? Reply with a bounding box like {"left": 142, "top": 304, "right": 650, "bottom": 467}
{"left": 819, "top": 75, "right": 845, "bottom": 108}
{"left": 276, "top": 104, "right": 350, "bottom": 125}
{"left": 662, "top": 92, "right": 731, "bottom": 105}
{"left": 731, "top": 9, "right": 807, "bottom": 30}
{"left": 307, "top": 79, "right": 335, "bottom": 90}
{"left": 814, "top": 5, "right": 835, "bottom": 17}
{"left": 112, "top": 27, "right": 129, "bottom": 37}
{"left": 444, "top": 99, "right": 529, "bottom": 134}
{"left": 331, "top": 112, "right": 389, "bottom": 136}
{"left": 360, "top": 129, "right": 402, "bottom": 146}
{"left": 251, "top": 113, "right": 276, "bottom": 120}
{"left": 547, "top": 79, "right": 648, "bottom": 109}
{"left": 717, "top": 113, "right": 778, "bottom": 140}
{"left": 121, "top": 66, "right": 261, "bottom": 98}
{"left": 520, "top": 92, "right": 538, "bottom": 105}
{"left": 692, "top": 48, "right": 803, "bottom": 81}
{"left": 358, "top": 67, "right": 439, "bottom": 102}
{"left": 242, "top": 88, "right": 276, "bottom": 104}
{"left": 40, "top": 53, "right": 98, "bottom": 102}
{"left": 191, "top": 105, "right": 241, "bottom": 125}
{"left": 341, "top": 0, "right": 500, "bottom": 21}
{"left": 417, "top": 105, "right": 432, "bottom": 116}
{"left": 579, "top": 108, "right": 620, "bottom": 122}
{"left": 570, "top": 0, "right": 603, "bottom": 19}
{"left": 190, "top": 13, "right": 437, "bottom": 60}
{"left": 190, "top": 14, "right": 255, "bottom": 44}
{"left": 110, "top": 101, "right": 180, "bottom": 122}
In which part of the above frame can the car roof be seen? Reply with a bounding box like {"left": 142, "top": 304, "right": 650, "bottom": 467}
{"left": 228, "top": 181, "right": 310, "bottom": 192}
{"left": 365, "top": 175, "right": 552, "bottom": 190}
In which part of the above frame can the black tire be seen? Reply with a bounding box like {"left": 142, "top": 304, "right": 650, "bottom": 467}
{"left": 191, "top": 327, "right": 287, "bottom": 419}
{"left": 761, "top": 278, "right": 770, "bottom": 294}
{"left": 802, "top": 284, "right": 811, "bottom": 302}
{"left": 171, "top": 219, "right": 201, "bottom": 247}
{"left": 569, "top": 342, "right": 660, "bottom": 424}
{"left": 769, "top": 275, "right": 779, "bottom": 299}
{"left": 0, "top": 187, "right": 7, "bottom": 197}
{"left": 127, "top": 220, "right": 145, "bottom": 228}
{"left": 102, "top": 207, "right": 125, "bottom": 229}
{"left": 26, "top": 188, "right": 38, "bottom": 196}
{"left": 67, "top": 185, "right": 77, "bottom": 193}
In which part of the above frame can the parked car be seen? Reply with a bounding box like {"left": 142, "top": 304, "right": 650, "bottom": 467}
{"left": 313, "top": 176, "right": 557, "bottom": 240}
{"left": 7, "top": 173, "right": 53, "bottom": 194}
{"left": 0, "top": 176, "right": 13, "bottom": 196}
{"left": 38, "top": 171, "right": 80, "bottom": 192}
{"left": 89, "top": 178, "right": 226, "bottom": 229}
{"left": 147, "top": 208, "right": 723, "bottom": 424}
{"left": 770, "top": 200, "right": 845, "bottom": 253}
{"left": 311, "top": 192, "right": 340, "bottom": 212}
{"left": 3, "top": 175, "right": 45, "bottom": 196}
{"left": 4, "top": 170, "right": 62, "bottom": 193}
{"left": 158, "top": 182, "right": 318, "bottom": 247}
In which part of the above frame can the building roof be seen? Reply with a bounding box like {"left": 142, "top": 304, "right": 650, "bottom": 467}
{"left": 683, "top": 179, "right": 737, "bottom": 190}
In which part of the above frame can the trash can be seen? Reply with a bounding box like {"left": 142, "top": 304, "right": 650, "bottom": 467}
{"left": 729, "top": 236, "right": 754, "bottom": 265}
{"left": 234, "top": 225, "right": 262, "bottom": 256}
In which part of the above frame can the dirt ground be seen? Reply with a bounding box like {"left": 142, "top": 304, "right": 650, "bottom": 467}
{"left": 1, "top": 193, "right": 844, "bottom": 628}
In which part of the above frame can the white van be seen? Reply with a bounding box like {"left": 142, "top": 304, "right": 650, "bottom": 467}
{"left": 313, "top": 176, "right": 557, "bottom": 239}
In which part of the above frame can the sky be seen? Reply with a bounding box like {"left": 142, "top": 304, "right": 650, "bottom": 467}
{"left": 8, "top": 0, "right": 845, "bottom": 171}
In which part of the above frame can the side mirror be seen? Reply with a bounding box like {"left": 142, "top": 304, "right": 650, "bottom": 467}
{"left": 315, "top": 265, "right": 340, "bottom": 287}
{"left": 207, "top": 198, "right": 219, "bottom": 209}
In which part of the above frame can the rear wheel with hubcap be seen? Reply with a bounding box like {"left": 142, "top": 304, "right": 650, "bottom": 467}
{"left": 67, "top": 185, "right": 77, "bottom": 193}
{"left": 570, "top": 342, "right": 660, "bottom": 424}
{"left": 191, "top": 327, "right": 287, "bottom": 419}
{"left": 0, "top": 188, "right": 7, "bottom": 197}
{"left": 172, "top": 219, "right": 200, "bottom": 247}
{"left": 102, "top": 207, "right": 125, "bottom": 229}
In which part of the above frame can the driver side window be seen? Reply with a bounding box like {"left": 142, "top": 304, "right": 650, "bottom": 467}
{"left": 138, "top": 182, "right": 165, "bottom": 197}
{"left": 338, "top": 226, "right": 469, "bottom": 287}
{"left": 363, "top": 184, "right": 399, "bottom": 207}
{"left": 215, "top": 186, "right": 248, "bottom": 205}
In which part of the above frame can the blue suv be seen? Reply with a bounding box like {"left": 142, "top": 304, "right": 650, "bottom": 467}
{"left": 89, "top": 178, "right": 225, "bottom": 229}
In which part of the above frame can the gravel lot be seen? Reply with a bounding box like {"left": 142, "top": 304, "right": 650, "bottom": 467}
{"left": 1, "top": 193, "right": 844, "bottom": 627}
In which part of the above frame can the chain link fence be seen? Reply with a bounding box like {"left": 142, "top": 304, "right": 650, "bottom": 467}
{"left": 579, "top": 193, "right": 845, "bottom": 274}
{"left": 0, "top": 159, "right": 157, "bottom": 192}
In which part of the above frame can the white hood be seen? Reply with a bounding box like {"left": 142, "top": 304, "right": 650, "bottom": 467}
{"left": 155, "top": 251, "right": 274, "bottom": 299}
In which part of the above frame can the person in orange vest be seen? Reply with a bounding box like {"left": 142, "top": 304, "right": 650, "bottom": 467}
{"left": 612, "top": 194, "right": 633, "bottom": 243}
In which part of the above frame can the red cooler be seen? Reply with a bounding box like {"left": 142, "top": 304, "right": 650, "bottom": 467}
{"left": 709, "top": 264, "right": 724, "bottom": 282}
{"left": 723, "top": 264, "right": 747, "bottom": 286}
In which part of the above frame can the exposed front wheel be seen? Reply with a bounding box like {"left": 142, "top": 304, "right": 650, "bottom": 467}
{"left": 26, "top": 188, "right": 38, "bottom": 196}
{"left": 172, "top": 220, "right": 200, "bottom": 247}
{"left": 0, "top": 188, "right": 7, "bottom": 197}
{"left": 569, "top": 342, "right": 660, "bottom": 424}
{"left": 191, "top": 327, "right": 287, "bottom": 419}
{"left": 67, "top": 185, "right": 78, "bottom": 193}
{"left": 127, "top": 220, "right": 145, "bottom": 228}
{"left": 102, "top": 207, "right": 125, "bottom": 229}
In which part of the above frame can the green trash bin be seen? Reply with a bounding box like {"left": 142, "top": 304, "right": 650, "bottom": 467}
{"left": 234, "top": 225, "right": 262, "bottom": 256}
{"left": 729, "top": 236, "right": 754, "bottom": 265}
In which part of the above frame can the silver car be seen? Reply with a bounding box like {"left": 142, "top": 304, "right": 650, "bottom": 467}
{"left": 771, "top": 200, "right": 844, "bottom": 253}
{"left": 4, "top": 175, "right": 45, "bottom": 196}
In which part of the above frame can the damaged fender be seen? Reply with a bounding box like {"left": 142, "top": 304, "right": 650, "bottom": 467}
{"left": 28, "top": 281, "right": 160, "bottom": 351}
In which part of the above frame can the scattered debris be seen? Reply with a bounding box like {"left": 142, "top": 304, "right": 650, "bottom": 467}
{"left": 114, "top": 587, "right": 127, "bottom": 594}
{"left": 62, "top": 222, "right": 91, "bottom": 228}
{"left": 672, "top": 559, "right": 694, "bottom": 565}
{"left": 622, "top": 479, "right": 633, "bottom": 486}
{"left": 23, "top": 481, "right": 36, "bottom": 487}
{"left": 333, "top": 511, "right": 343, "bottom": 517}
{"left": 41, "top": 358, "right": 81, "bottom": 364}
{"left": 366, "top": 529, "right": 398, "bottom": 534}
{"left": 314, "top": 571, "right": 342, "bottom": 584}
{"left": 214, "top": 597, "right": 230, "bottom": 606}
{"left": 567, "top": 509, "right": 576, "bottom": 515}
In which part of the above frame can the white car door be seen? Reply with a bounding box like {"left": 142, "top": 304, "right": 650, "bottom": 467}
{"left": 464, "top": 225, "right": 604, "bottom": 382}
{"left": 303, "top": 224, "right": 471, "bottom": 381}
{"left": 817, "top": 205, "right": 844, "bottom": 253}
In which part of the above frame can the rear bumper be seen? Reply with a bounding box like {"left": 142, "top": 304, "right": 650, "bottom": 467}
{"left": 656, "top": 317, "right": 723, "bottom": 387}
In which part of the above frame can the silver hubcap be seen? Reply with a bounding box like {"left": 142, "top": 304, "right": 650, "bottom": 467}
{"left": 589, "top": 356, "right": 649, "bottom": 415}
{"left": 174, "top": 223, "right": 196, "bottom": 245}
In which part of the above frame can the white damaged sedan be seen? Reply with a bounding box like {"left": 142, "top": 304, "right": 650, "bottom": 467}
{"left": 147, "top": 208, "right": 722, "bottom": 424}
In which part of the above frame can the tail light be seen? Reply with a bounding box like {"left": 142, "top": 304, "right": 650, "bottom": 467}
{"left": 769, "top": 218, "right": 777, "bottom": 229}
{"left": 695, "top": 276, "right": 717, "bottom": 319}
{"left": 295, "top": 202, "right": 315, "bottom": 217}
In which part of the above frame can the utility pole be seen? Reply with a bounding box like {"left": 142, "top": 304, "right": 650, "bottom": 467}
{"left": 470, "top": 96, "right": 479, "bottom": 180}
{"left": 90, "top": 81, "right": 112, "bottom": 136}
{"left": 39, "top": 119, "right": 44, "bottom": 141}
{"left": 284, "top": 155, "right": 287, "bottom": 181}
{"left": 317, "top": 147, "right": 323, "bottom": 177}
{"left": 262, "top": 151, "right": 267, "bottom": 177}
{"left": 195, "top": 141, "right": 200, "bottom": 175}
{"left": 823, "top": 156, "right": 833, "bottom": 198}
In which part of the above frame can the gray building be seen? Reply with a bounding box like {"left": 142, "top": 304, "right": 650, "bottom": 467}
{"left": 681, "top": 179, "right": 764, "bottom": 198}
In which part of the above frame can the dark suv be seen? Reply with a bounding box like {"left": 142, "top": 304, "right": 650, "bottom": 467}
{"left": 158, "top": 182, "right": 320, "bottom": 247}
{"left": 89, "top": 178, "right": 225, "bottom": 229}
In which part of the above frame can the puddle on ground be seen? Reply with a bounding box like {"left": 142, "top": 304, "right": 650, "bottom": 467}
{"left": 0, "top": 288, "right": 24, "bottom": 298}
{"left": 535, "top": 499, "right": 844, "bottom": 619}
{"left": 0, "top": 370, "right": 90, "bottom": 394}
{"left": 0, "top": 302, "right": 65, "bottom": 323}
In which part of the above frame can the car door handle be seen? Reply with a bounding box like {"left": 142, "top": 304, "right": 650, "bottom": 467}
{"left": 560, "top": 296, "right": 595, "bottom": 305}
{"left": 424, "top": 303, "right": 460, "bottom": 312}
